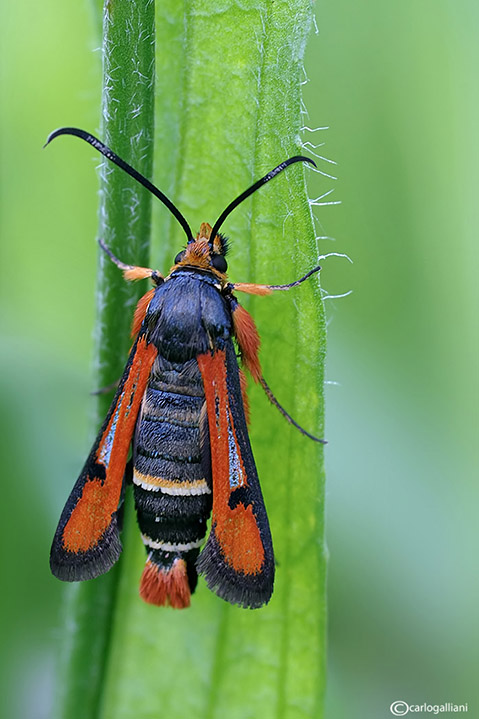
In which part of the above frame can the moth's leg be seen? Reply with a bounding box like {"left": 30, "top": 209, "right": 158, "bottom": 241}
{"left": 228, "top": 265, "right": 321, "bottom": 296}
{"left": 226, "top": 291, "right": 325, "bottom": 443}
{"left": 259, "top": 376, "right": 325, "bottom": 444}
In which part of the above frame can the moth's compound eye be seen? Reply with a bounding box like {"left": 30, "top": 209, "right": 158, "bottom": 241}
{"left": 174, "top": 251, "right": 185, "bottom": 264}
{"left": 211, "top": 255, "right": 227, "bottom": 273}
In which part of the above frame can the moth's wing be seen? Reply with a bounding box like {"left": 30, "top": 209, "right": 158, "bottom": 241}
{"left": 197, "top": 341, "right": 275, "bottom": 608}
{"left": 50, "top": 333, "right": 157, "bottom": 581}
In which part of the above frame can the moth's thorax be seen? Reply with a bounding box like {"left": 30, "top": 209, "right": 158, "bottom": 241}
{"left": 146, "top": 271, "right": 232, "bottom": 363}
{"left": 165, "top": 267, "right": 222, "bottom": 290}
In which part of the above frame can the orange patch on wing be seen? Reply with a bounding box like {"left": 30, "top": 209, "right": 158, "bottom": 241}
{"left": 216, "top": 503, "right": 264, "bottom": 574}
{"left": 131, "top": 288, "right": 155, "bottom": 337}
{"left": 197, "top": 351, "right": 264, "bottom": 575}
{"left": 139, "top": 558, "right": 191, "bottom": 608}
{"left": 61, "top": 479, "right": 111, "bottom": 552}
{"left": 232, "top": 305, "right": 262, "bottom": 382}
{"left": 62, "top": 336, "right": 157, "bottom": 553}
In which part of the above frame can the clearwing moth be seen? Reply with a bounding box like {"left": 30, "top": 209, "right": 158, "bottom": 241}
{"left": 46, "top": 127, "right": 324, "bottom": 609}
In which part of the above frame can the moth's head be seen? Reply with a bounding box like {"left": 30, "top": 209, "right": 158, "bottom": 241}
{"left": 171, "top": 223, "right": 228, "bottom": 277}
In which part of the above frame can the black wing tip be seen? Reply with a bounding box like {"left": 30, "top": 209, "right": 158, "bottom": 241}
{"left": 50, "top": 520, "right": 122, "bottom": 582}
{"left": 197, "top": 532, "right": 275, "bottom": 610}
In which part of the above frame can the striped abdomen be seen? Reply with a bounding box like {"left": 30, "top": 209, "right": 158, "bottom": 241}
{"left": 133, "top": 356, "right": 212, "bottom": 608}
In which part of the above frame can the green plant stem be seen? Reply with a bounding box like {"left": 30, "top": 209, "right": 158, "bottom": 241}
{"left": 57, "top": 1, "right": 326, "bottom": 718}
{"left": 100, "top": 2, "right": 327, "bottom": 719}
{"left": 57, "top": 2, "right": 155, "bottom": 718}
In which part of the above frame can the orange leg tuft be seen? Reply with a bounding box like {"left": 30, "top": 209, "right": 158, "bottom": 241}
{"left": 231, "top": 283, "right": 272, "bottom": 296}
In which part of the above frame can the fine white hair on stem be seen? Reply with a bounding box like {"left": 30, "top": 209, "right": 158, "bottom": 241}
{"left": 301, "top": 141, "right": 337, "bottom": 165}
{"left": 315, "top": 235, "right": 337, "bottom": 242}
{"left": 309, "top": 189, "right": 341, "bottom": 207}
{"left": 300, "top": 66, "right": 309, "bottom": 87}
{"left": 317, "top": 252, "right": 353, "bottom": 263}
{"left": 311, "top": 202, "right": 341, "bottom": 209}
{"left": 299, "top": 99, "right": 309, "bottom": 117}
{"left": 321, "top": 289, "right": 353, "bottom": 301}
{"left": 307, "top": 165, "right": 337, "bottom": 181}
{"left": 300, "top": 125, "right": 329, "bottom": 132}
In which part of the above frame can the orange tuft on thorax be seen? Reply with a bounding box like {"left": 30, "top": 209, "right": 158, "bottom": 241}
{"left": 232, "top": 304, "right": 262, "bottom": 382}
{"left": 131, "top": 288, "right": 155, "bottom": 337}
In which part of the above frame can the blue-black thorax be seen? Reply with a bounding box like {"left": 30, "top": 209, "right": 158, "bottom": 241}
{"left": 145, "top": 268, "right": 232, "bottom": 363}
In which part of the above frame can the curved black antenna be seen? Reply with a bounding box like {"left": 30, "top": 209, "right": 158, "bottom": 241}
{"left": 44, "top": 127, "right": 195, "bottom": 243}
{"left": 208, "top": 155, "right": 317, "bottom": 248}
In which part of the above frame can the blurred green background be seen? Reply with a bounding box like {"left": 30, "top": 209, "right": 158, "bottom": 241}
{"left": 1, "top": 2, "right": 477, "bottom": 718}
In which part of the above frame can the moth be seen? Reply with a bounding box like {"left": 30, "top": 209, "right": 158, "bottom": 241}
{"left": 47, "top": 127, "right": 322, "bottom": 609}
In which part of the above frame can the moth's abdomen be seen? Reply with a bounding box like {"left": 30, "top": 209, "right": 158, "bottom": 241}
{"left": 133, "top": 357, "right": 212, "bottom": 608}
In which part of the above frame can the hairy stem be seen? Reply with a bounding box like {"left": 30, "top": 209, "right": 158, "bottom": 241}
{"left": 56, "top": 1, "right": 326, "bottom": 718}
{"left": 56, "top": 2, "right": 155, "bottom": 718}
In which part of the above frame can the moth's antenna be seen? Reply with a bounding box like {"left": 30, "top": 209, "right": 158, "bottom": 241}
{"left": 44, "top": 127, "right": 195, "bottom": 244}
{"left": 208, "top": 156, "right": 316, "bottom": 248}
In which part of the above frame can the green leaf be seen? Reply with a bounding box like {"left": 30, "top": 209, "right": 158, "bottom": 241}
{"left": 57, "top": 1, "right": 326, "bottom": 718}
